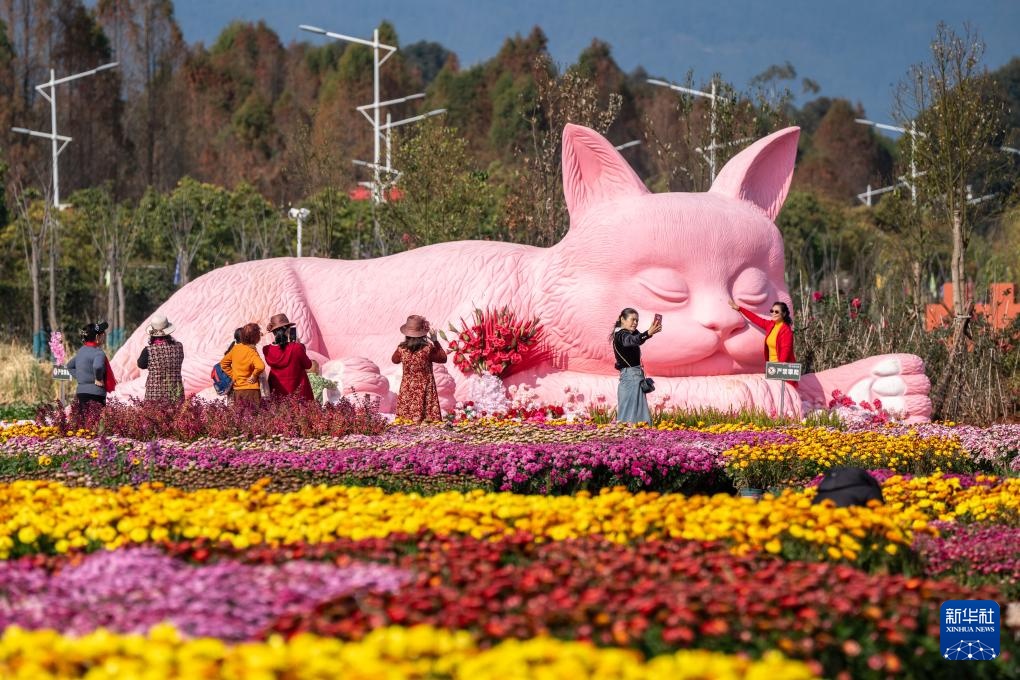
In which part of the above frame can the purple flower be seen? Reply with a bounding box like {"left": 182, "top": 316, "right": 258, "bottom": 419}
{"left": 0, "top": 548, "right": 409, "bottom": 640}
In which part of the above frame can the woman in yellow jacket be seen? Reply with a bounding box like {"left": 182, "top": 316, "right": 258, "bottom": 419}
{"left": 220, "top": 322, "right": 265, "bottom": 408}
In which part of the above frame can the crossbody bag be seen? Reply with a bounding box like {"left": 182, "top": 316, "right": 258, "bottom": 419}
{"left": 613, "top": 333, "right": 655, "bottom": 393}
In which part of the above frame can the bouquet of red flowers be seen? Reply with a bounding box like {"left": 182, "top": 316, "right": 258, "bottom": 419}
{"left": 441, "top": 306, "right": 544, "bottom": 378}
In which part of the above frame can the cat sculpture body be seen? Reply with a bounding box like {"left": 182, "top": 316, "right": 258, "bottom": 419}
{"left": 111, "top": 124, "right": 931, "bottom": 421}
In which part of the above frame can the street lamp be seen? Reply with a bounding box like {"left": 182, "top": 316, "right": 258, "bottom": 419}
{"left": 647, "top": 77, "right": 721, "bottom": 181}
{"left": 288, "top": 207, "right": 310, "bottom": 257}
{"left": 301, "top": 25, "right": 395, "bottom": 205}
{"left": 854, "top": 118, "right": 926, "bottom": 204}
{"left": 11, "top": 61, "right": 118, "bottom": 209}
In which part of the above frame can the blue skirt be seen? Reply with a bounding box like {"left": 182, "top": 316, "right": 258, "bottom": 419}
{"left": 616, "top": 366, "right": 651, "bottom": 424}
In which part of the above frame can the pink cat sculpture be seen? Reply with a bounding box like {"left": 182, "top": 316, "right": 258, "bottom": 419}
{"left": 111, "top": 124, "right": 931, "bottom": 421}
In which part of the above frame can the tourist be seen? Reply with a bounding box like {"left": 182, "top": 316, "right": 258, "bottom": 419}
{"left": 67, "top": 321, "right": 115, "bottom": 409}
{"left": 220, "top": 322, "right": 264, "bottom": 408}
{"left": 612, "top": 308, "right": 661, "bottom": 424}
{"left": 391, "top": 314, "right": 447, "bottom": 423}
{"left": 262, "top": 313, "right": 314, "bottom": 401}
{"left": 136, "top": 314, "right": 184, "bottom": 403}
{"left": 728, "top": 299, "right": 795, "bottom": 363}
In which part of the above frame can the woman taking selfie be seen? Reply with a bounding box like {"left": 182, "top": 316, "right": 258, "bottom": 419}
{"left": 262, "top": 313, "right": 314, "bottom": 401}
{"left": 612, "top": 308, "right": 661, "bottom": 424}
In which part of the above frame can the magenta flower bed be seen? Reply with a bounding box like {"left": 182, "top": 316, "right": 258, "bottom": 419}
{"left": 102, "top": 430, "right": 791, "bottom": 493}
{"left": 913, "top": 522, "right": 1020, "bottom": 596}
{"left": 0, "top": 548, "right": 409, "bottom": 640}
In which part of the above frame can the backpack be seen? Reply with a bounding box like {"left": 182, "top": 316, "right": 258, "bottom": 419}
{"left": 812, "top": 467, "right": 883, "bottom": 508}
{"left": 210, "top": 363, "right": 234, "bottom": 395}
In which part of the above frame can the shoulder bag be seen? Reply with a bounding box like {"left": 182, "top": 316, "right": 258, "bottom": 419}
{"left": 613, "top": 332, "right": 655, "bottom": 393}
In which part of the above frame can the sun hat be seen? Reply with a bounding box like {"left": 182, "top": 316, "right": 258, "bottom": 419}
{"left": 266, "top": 313, "right": 296, "bottom": 333}
{"left": 147, "top": 314, "right": 175, "bottom": 337}
{"left": 399, "top": 314, "right": 429, "bottom": 338}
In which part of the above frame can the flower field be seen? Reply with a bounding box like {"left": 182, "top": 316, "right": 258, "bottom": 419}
{"left": 1, "top": 412, "right": 1019, "bottom": 678}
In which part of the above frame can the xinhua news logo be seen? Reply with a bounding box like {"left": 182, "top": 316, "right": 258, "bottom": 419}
{"left": 940, "top": 600, "right": 1000, "bottom": 661}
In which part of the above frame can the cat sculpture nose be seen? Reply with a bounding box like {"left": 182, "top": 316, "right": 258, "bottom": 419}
{"left": 699, "top": 306, "right": 745, "bottom": 338}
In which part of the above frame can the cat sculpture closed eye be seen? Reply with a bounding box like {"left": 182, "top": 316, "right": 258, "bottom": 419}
{"left": 111, "top": 124, "right": 932, "bottom": 421}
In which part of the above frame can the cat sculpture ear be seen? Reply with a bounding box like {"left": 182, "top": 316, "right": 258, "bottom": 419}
{"left": 709, "top": 126, "right": 800, "bottom": 221}
{"left": 562, "top": 123, "right": 650, "bottom": 227}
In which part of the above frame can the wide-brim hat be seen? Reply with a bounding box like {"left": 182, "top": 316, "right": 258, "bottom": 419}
{"left": 266, "top": 313, "right": 296, "bottom": 333}
{"left": 147, "top": 314, "right": 175, "bottom": 337}
{"left": 399, "top": 314, "right": 429, "bottom": 337}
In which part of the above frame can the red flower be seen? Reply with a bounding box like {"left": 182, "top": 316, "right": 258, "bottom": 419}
{"left": 851, "top": 297, "right": 862, "bottom": 309}
{"left": 812, "top": 291, "right": 824, "bottom": 302}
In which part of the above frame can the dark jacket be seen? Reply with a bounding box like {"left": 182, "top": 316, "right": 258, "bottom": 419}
{"left": 812, "top": 467, "right": 883, "bottom": 507}
{"left": 613, "top": 329, "right": 649, "bottom": 369}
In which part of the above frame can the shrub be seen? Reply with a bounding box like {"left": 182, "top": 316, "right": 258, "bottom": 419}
{"left": 37, "top": 395, "right": 386, "bottom": 441}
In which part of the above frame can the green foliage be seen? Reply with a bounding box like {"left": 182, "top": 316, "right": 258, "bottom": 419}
{"left": 381, "top": 122, "right": 500, "bottom": 249}
{"left": 402, "top": 40, "right": 451, "bottom": 85}
{"left": 232, "top": 92, "right": 272, "bottom": 146}
{"left": 211, "top": 21, "right": 245, "bottom": 55}
{"left": 298, "top": 188, "right": 374, "bottom": 259}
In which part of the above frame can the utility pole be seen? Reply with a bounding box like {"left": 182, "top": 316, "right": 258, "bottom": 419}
{"left": 13, "top": 61, "right": 119, "bottom": 357}
{"left": 854, "top": 118, "right": 925, "bottom": 204}
{"left": 300, "top": 25, "right": 445, "bottom": 255}
{"left": 12, "top": 62, "right": 119, "bottom": 209}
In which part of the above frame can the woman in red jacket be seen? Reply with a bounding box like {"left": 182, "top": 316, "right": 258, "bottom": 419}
{"left": 728, "top": 299, "right": 795, "bottom": 363}
{"left": 262, "top": 313, "right": 314, "bottom": 401}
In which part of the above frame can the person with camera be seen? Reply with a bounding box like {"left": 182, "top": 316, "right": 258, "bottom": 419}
{"left": 262, "top": 313, "right": 314, "bottom": 402}
{"left": 612, "top": 308, "right": 661, "bottom": 424}
{"left": 391, "top": 314, "right": 447, "bottom": 423}
{"left": 136, "top": 314, "right": 184, "bottom": 403}
{"left": 67, "top": 321, "right": 115, "bottom": 409}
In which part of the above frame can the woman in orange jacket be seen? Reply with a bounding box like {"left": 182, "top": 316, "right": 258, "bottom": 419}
{"left": 220, "top": 322, "right": 265, "bottom": 408}
{"left": 728, "top": 299, "right": 795, "bottom": 363}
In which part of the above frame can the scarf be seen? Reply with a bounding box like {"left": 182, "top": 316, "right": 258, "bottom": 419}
{"left": 84, "top": 341, "right": 117, "bottom": 393}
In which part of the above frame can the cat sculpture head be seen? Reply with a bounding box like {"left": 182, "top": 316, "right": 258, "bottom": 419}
{"left": 545, "top": 123, "right": 799, "bottom": 378}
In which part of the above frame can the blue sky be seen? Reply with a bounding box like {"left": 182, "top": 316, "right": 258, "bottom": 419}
{"left": 173, "top": 0, "right": 1019, "bottom": 123}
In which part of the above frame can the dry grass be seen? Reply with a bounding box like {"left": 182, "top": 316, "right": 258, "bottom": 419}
{"left": 0, "top": 341, "right": 54, "bottom": 404}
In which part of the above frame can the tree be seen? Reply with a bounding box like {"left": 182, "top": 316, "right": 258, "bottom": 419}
{"left": 796, "top": 99, "right": 893, "bottom": 202}
{"left": 67, "top": 185, "right": 141, "bottom": 345}
{"left": 380, "top": 121, "right": 498, "bottom": 249}
{"left": 95, "top": 0, "right": 185, "bottom": 191}
{"left": 894, "top": 22, "right": 1010, "bottom": 417}
{"left": 144, "top": 176, "right": 226, "bottom": 287}
{"left": 8, "top": 181, "right": 50, "bottom": 355}
{"left": 502, "top": 52, "right": 622, "bottom": 246}
{"left": 226, "top": 182, "right": 285, "bottom": 261}
{"left": 641, "top": 71, "right": 790, "bottom": 193}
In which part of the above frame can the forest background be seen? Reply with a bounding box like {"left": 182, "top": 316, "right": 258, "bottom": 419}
{"left": 0, "top": 1, "right": 1018, "bottom": 419}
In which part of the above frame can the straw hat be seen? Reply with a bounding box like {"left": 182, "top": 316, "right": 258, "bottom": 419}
{"left": 147, "top": 315, "right": 174, "bottom": 337}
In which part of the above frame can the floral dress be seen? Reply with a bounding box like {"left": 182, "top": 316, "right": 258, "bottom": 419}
{"left": 392, "top": 343, "right": 446, "bottom": 422}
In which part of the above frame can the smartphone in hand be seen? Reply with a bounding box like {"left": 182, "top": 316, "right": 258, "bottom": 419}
{"left": 653, "top": 313, "right": 663, "bottom": 328}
